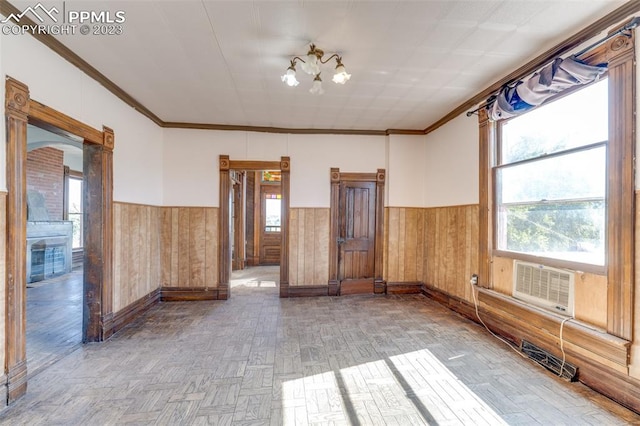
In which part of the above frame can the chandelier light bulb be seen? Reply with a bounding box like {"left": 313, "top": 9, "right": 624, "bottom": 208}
{"left": 281, "top": 65, "right": 299, "bottom": 87}
{"left": 332, "top": 63, "right": 351, "bottom": 84}
{"left": 309, "top": 74, "right": 324, "bottom": 95}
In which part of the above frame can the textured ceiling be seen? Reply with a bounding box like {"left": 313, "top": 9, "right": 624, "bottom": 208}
{"left": 10, "top": 0, "right": 631, "bottom": 131}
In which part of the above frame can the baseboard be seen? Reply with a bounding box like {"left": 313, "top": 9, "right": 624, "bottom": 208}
{"left": 108, "top": 288, "right": 161, "bottom": 336}
{"left": 161, "top": 287, "right": 220, "bottom": 301}
{"left": 0, "top": 374, "right": 6, "bottom": 409}
{"left": 420, "top": 283, "right": 640, "bottom": 415}
{"left": 386, "top": 281, "right": 422, "bottom": 294}
{"left": 6, "top": 360, "right": 27, "bottom": 404}
{"left": 288, "top": 285, "right": 328, "bottom": 297}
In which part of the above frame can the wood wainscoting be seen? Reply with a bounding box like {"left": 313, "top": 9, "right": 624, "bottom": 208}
{"left": 160, "top": 207, "right": 219, "bottom": 296}
{"left": 113, "top": 202, "right": 162, "bottom": 314}
{"left": 289, "top": 208, "right": 330, "bottom": 287}
{"left": 385, "top": 205, "right": 478, "bottom": 299}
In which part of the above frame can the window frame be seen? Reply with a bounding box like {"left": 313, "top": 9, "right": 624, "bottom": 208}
{"left": 478, "top": 26, "right": 635, "bottom": 340}
{"left": 492, "top": 80, "right": 609, "bottom": 274}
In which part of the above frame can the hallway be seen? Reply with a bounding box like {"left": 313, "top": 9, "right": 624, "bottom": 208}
{"left": 3, "top": 272, "right": 639, "bottom": 424}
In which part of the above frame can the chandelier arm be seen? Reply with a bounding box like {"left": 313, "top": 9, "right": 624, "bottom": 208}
{"left": 319, "top": 53, "right": 341, "bottom": 65}
{"left": 291, "top": 56, "right": 307, "bottom": 64}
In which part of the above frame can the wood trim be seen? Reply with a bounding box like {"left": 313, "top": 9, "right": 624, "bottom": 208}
{"left": 229, "top": 160, "right": 281, "bottom": 171}
{"left": 424, "top": 2, "right": 640, "bottom": 134}
{"left": 386, "top": 282, "right": 422, "bottom": 294}
{"left": 218, "top": 156, "right": 231, "bottom": 299}
{"left": 478, "top": 107, "right": 493, "bottom": 288}
{"left": 328, "top": 168, "right": 340, "bottom": 294}
{"left": 163, "top": 121, "right": 412, "bottom": 136}
{"left": 101, "top": 127, "right": 115, "bottom": 339}
{"left": 374, "top": 169, "right": 385, "bottom": 292}
{"left": 287, "top": 285, "right": 329, "bottom": 297}
{"left": 5, "top": 77, "right": 29, "bottom": 403}
{"left": 161, "top": 287, "right": 220, "bottom": 301}
{"left": 338, "top": 172, "right": 377, "bottom": 182}
{"left": 477, "top": 288, "right": 629, "bottom": 366}
{"left": 279, "top": 156, "right": 291, "bottom": 297}
{"left": 106, "top": 288, "right": 161, "bottom": 336}
{"left": 29, "top": 100, "right": 102, "bottom": 145}
{"left": 606, "top": 35, "right": 635, "bottom": 340}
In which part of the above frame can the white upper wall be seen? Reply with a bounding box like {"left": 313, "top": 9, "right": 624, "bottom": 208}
{"left": 288, "top": 134, "right": 385, "bottom": 208}
{"left": 387, "top": 134, "right": 426, "bottom": 207}
{"left": 0, "top": 32, "right": 163, "bottom": 205}
{"left": 162, "top": 130, "right": 386, "bottom": 208}
{"left": 423, "top": 114, "right": 479, "bottom": 207}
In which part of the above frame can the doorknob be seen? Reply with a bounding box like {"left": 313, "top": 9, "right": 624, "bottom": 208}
{"left": 337, "top": 237, "right": 346, "bottom": 244}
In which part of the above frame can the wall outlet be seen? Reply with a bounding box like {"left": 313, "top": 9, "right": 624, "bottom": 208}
{"left": 470, "top": 274, "right": 478, "bottom": 285}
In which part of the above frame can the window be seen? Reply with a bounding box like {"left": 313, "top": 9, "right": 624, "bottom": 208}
{"left": 68, "top": 176, "right": 83, "bottom": 249}
{"left": 264, "top": 193, "right": 281, "bottom": 232}
{"left": 495, "top": 79, "right": 607, "bottom": 266}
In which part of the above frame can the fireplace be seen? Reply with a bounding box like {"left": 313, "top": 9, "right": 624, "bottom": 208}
{"left": 26, "top": 221, "right": 73, "bottom": 283}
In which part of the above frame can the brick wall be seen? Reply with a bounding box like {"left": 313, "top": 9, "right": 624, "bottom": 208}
{"left": 27, "top": 147, "right": 65, "bottom": 220}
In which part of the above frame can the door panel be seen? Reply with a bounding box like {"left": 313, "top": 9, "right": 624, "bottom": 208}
{"left": 260, "top": 184, "right": 281, "bottom": 265}
{"left": 339, "top": 181, "right": 376, "bottom": 293}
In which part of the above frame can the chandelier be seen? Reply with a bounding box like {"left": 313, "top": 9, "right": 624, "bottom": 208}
{"left": 281, "top": 44, "right": 351, "bottom": 95}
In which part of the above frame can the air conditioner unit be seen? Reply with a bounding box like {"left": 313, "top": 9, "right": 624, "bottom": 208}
{"left": 513, "top": 261, "right": 574, "bottom": 317}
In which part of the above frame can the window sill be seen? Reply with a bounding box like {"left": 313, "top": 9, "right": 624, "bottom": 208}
{"left": 492, "top": 250, "right": 606, "bottom": 275}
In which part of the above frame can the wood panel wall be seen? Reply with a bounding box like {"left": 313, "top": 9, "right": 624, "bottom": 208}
{"left": 384, "top": 208, "right": 425, "bottom": 283}
{"left": 423, "top": 205, "right": 479, "bottom": 301}
{"left": 160, "top": 207, "right": 219, "bottom": 289}
{"left": 113, "top": 202, "right": 162, "bottom": 312}
{"left": 289, "top": 208, "right": 329, "bottom": 286}
{"left": 385, "top": 205, "right": 478, "bottom": 299}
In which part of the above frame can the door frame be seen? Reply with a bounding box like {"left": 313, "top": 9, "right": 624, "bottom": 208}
{"left": 4, "top": 77, "right": 114, "bottom": 403}
{"left": 219, "top": 156, "right": 290, "bottom": 298}
{"left": 328, "top": 168, "right": 385, "bottom": 296}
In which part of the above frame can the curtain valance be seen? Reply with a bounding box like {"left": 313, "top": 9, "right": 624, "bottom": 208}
{"left": 488, "top": 57, "right": 607, "bottom": 121}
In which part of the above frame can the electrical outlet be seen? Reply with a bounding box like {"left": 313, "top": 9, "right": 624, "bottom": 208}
{"left": 470, "top": 274, "right": 478, "bottom": 285}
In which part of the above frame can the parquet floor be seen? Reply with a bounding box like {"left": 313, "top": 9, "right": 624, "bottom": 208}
{"left": 26, "top": 268, "right": 83, "bottom": 378}
{"left": 3, "top": 266, "right": 640, "bottom": 425}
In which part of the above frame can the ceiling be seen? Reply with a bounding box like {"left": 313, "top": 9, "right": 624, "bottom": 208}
{"left": 9, "top": 0, "right": 632, "bottom": 131}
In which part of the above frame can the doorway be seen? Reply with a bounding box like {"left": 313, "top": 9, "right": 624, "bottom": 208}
{"left": 219, "top": 156, "right": 291, "bottom": 298}
{"left": 329, "top": 168, "right": 385, "bottom": 296}
{"left": 5, "top": 77, "right": 114, "bottom": 403}
{"left": 25, "top": 124, "right": 84, "bottom": 377}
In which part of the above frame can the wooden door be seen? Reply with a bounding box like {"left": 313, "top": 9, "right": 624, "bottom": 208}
{"left": 259, "top": 184, "right": 281, "bottom": 265}
{"left": 338, "top": 180, "right": 376, "bottom": 294}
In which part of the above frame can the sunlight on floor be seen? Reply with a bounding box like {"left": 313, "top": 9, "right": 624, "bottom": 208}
{"left": 282, "top": 348, "right": 506, "bottom": 425}
{"left": 230, "top": 278, "right": 277, "bottom": 288}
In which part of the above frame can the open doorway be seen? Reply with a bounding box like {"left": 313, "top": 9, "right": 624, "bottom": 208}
{"left": 218, "top": 156, "right": 290, "bottom": 298}
{"left": 5, "top": 77, "right": 114, "bottom": 403}
{"left": 25, "top": 124, "right": 84, "bottom": 376}
{"left": 230, "top": 170, "right": 282, "bottom": 290}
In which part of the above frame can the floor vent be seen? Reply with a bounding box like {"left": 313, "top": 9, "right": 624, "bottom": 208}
{"left": 513, "top": 261, "right": 574, "bottom": 316}
{"left": 522, "top": 340, "right": 577, "bottom": 381}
